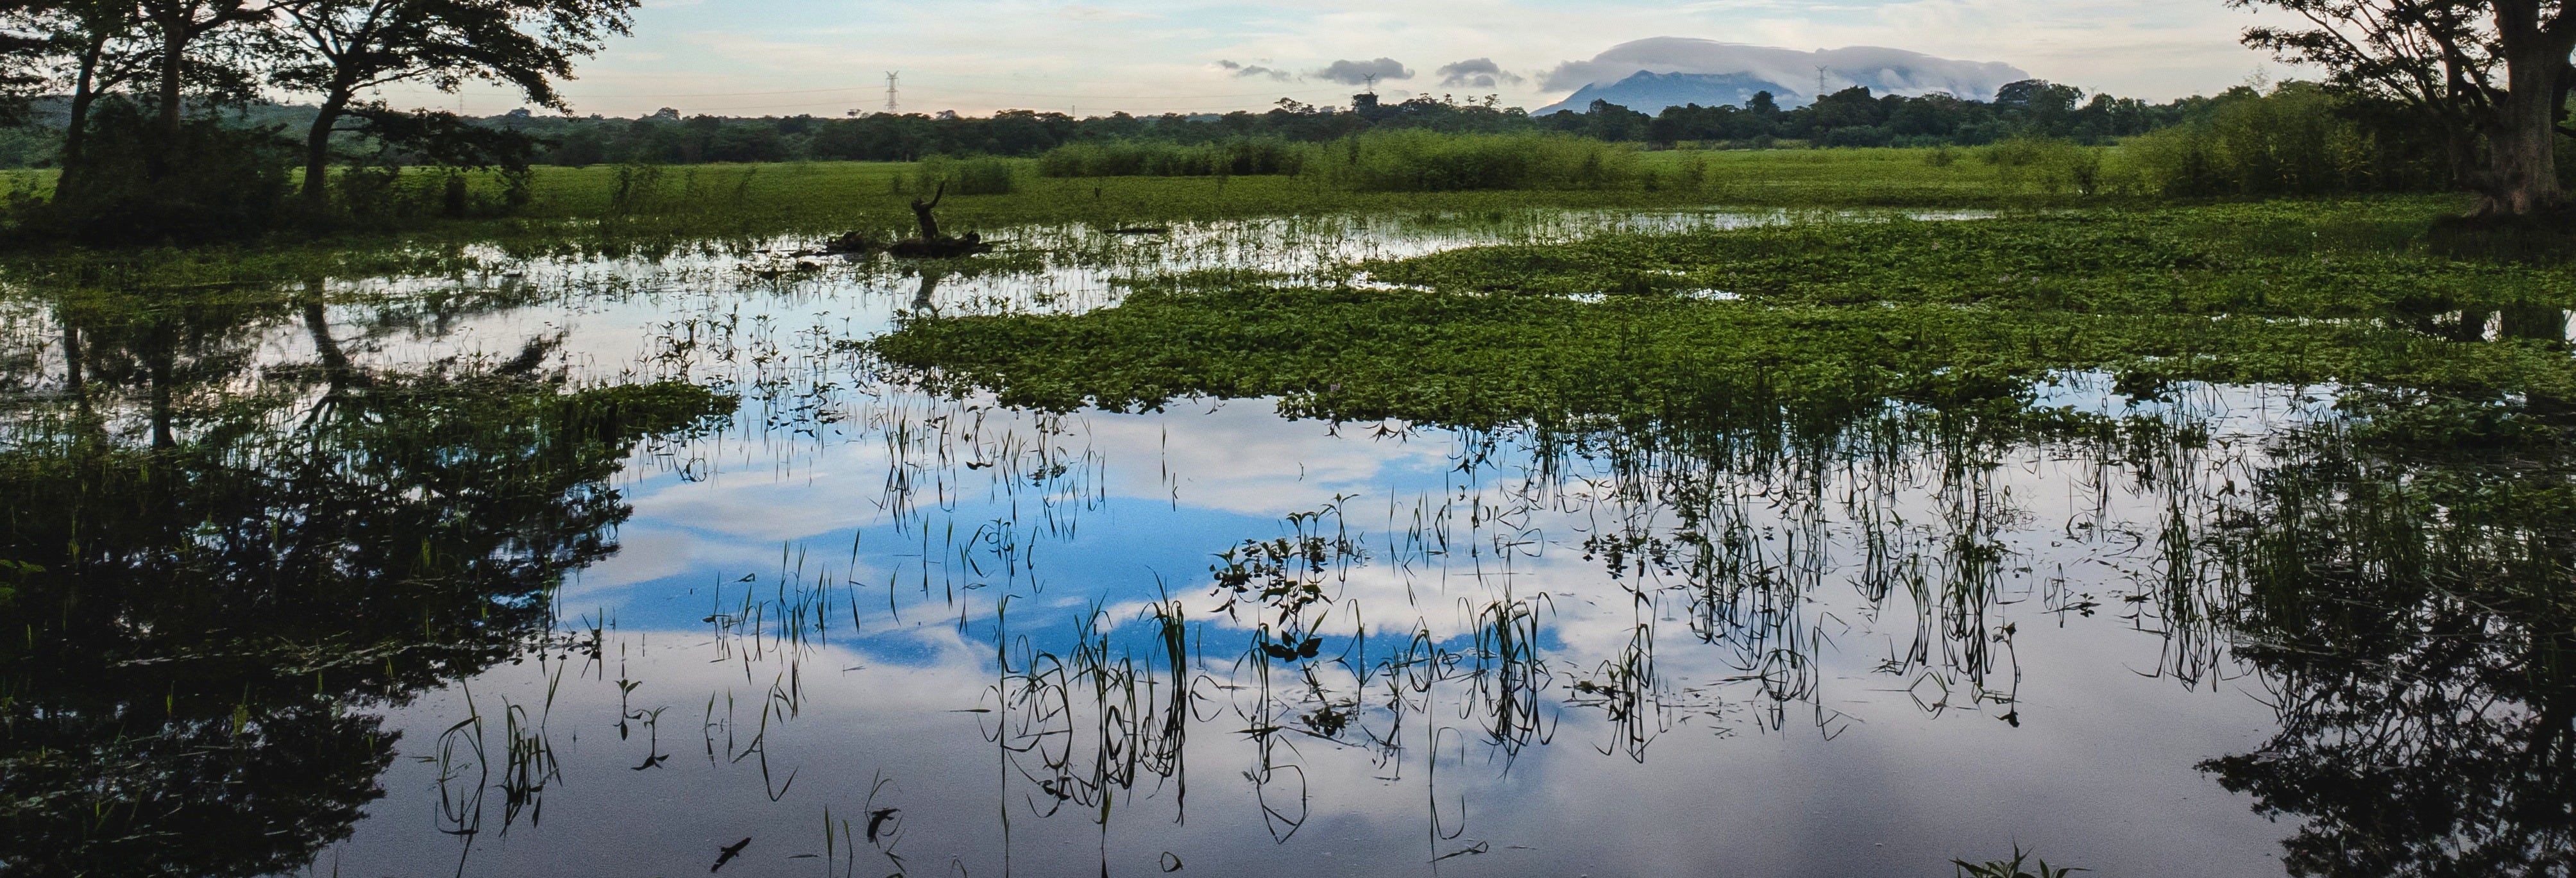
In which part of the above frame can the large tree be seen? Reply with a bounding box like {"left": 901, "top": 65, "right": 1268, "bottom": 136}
{"left": 132, "top": 0, "right": 276, "bottom": 146}
{"left": 21, "top": 0, "right": 156, "bottom": 198}
{"left": 2231, "top": 0, "right": 2576, "bottom": 215}
{"left": 270, "top": 0, "right": 633, "bottom": 209}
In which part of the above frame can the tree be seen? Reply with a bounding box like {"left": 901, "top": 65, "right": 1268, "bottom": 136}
{"left": 2203, "top": 421, "right": 2576, "bottom": 876}
{"left": 132, "top": 0, "right": 278, "bottom": 154}
{"left": 269, "top": 0, "right": 634, "bottom": 210}
{"left": 1994, "top": 78, "right": 2085, "bottom": 135}
{"left": 0, "top": 289, "right": 731, "bottom": 875}
{"left": 21, "top": 0, "right": 156, "bottom": 198}
{"left": 0, "top": 1, "right": 55, "bottom": 125}
{"left": 2232, "top": 0, "right": 2576, "bottom": 215}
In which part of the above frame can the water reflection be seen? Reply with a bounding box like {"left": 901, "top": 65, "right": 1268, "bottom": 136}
{"left": 0, "top": 216, "right": 2569, "bottom": 876}
{"left": 2201, "top": 426, "right": 2576, "bottom": 877}
{"left": 0, "top": 289, "right": 728, "bottom": 875}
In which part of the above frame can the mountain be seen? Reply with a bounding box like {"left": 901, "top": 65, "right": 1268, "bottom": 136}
{"left": 1532, "top": 38, "right": 2030, "bottom": 115}
{"left": 1534, "top": 71, "right": 1799, "bottom": 115}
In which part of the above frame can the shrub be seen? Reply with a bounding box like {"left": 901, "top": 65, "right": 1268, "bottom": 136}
{"left": 2112, "top": 82, "right": 2442, "bottom": 197}
{"left": 1988, "top": 135, "right": 2110, "bottom": 196}
{"left": 27, "top": 101, "right": 294, "bottom": 244}
{"left": 912, "top": 155, "right": 1017, "bottom": 194}
{"left": 1307, "top": 130, "right": 1640, "bottom": 192}
{"left": 1035, "top": 138, "right": 1302, "bottom": 178}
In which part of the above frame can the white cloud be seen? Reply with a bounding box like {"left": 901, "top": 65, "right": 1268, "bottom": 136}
{"left": 374, "top": 0, "right": 2297, "bottom": 117}
{"left": 1436, "top": 57, "right": 1525, "bottom": 89}
{"left": 1539, "top": 37, "right": 2029, "bottom": 99}
{"left": 1311, "top": 57, "right": 1415, "bottom": 86}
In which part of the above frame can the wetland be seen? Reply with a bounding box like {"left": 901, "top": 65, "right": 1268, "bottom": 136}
{"left": 6, "top": 181, "right": 2576, "bottom": 878}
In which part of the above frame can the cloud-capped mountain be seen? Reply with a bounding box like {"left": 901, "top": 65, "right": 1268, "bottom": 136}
{"left": 1534, "top": 38, "right": 2029, "bottom": 114}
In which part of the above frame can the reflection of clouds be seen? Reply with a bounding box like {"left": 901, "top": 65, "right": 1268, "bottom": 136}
{"left": 1083, "top": 401, "right": 1456, "bottom": 516}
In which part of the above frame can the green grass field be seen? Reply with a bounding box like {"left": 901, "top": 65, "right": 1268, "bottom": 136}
{"left": 476, "top": 148, "right": 2071, "bottom": 242}
{"left": 0, "top": 141, "right": 2471, "bottom": 259}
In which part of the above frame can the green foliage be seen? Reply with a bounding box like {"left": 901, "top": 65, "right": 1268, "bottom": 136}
{"left": 1308, "top": 130, "right": 1641, "bottom": 192}
{"left": 1983, "top": 135, "right": 2109, "bottom": 196}
{"left": 1364, "top": 201, "right": 2562, "bottom": 317}
{"left": 912, "top": 155, "right": 1017, "bottom": 195}
{"left": 869, "top": 201, "right": 2576, "bottom": 437}
{"left": 1954, "top": 846, "right": 2085, "bottom": 878}
{"left": 1035, "top": 137, "right": 1303, "bottom": 177}
{"left": 28, "top": 102, "right": 296, "bottom": 245}
{"left": 2114, "top": 83, "right": 2441, "bottom": 197}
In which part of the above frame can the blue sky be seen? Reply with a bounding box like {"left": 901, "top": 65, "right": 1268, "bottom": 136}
{"left": 381, "top": 0, "right": 2299, "bottom": 117}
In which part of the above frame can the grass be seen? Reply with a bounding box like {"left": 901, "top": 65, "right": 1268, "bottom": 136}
{"left": 0, "top": 147, "right": 2153, "bottom": 258}
{"left": 1362, "top": 198, "right": 2570, "bottom": 317}
{"left": 863, "top": 199, "right": 2576, "bottom": 439}
{"left": 486, "top": 148, "right": 2121, "bottom": 232}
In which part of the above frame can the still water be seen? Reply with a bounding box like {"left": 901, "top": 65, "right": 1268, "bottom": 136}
{"left": 2, "top": 212, "right": 2560, "bottom": 877}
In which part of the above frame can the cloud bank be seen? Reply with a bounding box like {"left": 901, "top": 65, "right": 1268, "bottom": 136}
{"left": 1539, "top": 37, "right": 2029, "bottom": 100}
{"left": 1311, "top": 57, "right": 1414, "bottom": 86}
{"left": 1435, "top": 58, "right": 1523, "bottom": 89}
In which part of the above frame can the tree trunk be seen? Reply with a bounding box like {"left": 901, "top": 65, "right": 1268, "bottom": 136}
{"left": 146, "top": 342, "right": 174, "bottom": 449}
{"left": 155, "top": 12, "right": 184, "bottom": 137}
{"left": 55, "top": 35, "right": 106, "bottom": 201}
{"left": 2473, "top": 3, "right": 2575, "bottom": 215}
{"left": 2474, "top": 60, "right": 2568, "bottom": 214}
{"left": 300, "top": 95, "right": 347, "bottom": 210}
{"left": 59, "top": 319, "right": 81, "bottom": 398}
{"left": 149, "top": 7, "right": 188, "bottom": 178}
{"left": 908, "top": 182, "right": 945, "bottom": 241}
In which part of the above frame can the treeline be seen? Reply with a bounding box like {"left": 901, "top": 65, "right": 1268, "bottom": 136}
{"left": 0, "top": 77, "right": 2262, "bottom": 173}
{"left": 487, "top": 81, "right": 2210, "bottom": 165}
{"left": 1017, "top": 83, "right": 2476, "bottom": 199}
{"left": 496, "top": 80, "right": 2207, "bottom": 164}
{"left": 1553, "top": 80, "right": 2198, "bottom": 148}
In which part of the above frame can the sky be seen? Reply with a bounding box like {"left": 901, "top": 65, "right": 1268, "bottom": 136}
{"left": 375, "top": 0, "right": 2305, "bottom": 119}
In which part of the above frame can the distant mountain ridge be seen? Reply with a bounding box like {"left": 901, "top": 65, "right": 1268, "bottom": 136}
{"left": 1535, "top": 71, "right": 1801, "bottom": 115}
{"left": 1532, "top": 38, "right": 2029, "bottom": 115}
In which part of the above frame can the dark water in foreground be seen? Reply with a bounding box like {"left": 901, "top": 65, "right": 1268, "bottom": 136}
{"left": 3, "top": 214, "right": 2571, "bottom": 877}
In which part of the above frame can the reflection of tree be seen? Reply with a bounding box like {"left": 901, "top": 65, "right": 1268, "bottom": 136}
{"left": 0, "top": 293, "right": 729, "bottom": 877}
{"left": 2204, "top": 426, "right": 2576, "bottom": 878}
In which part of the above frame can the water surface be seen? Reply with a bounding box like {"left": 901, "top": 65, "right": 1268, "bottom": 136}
{"left": 1, "top": 211, "right": 2559, "bottom": 878}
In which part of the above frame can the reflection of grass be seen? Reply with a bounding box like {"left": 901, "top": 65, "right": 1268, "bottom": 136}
{"left": 1954, "top": 846, "right": 2085, "bottom": 878}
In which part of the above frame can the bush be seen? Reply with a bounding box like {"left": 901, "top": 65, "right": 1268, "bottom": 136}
{"left": 26, "top": 101, "right": 293, "bottom": 244}
{"left": 1035, "top": 138, "right": 1303, "bottom": 177}
{"left": 912, "top": 155, "right": 1017, "bottom": 195}
{"left": 1988, "top": 135, "right": 2109, "bottom": 196}
{"left": 1309, "top": 130, "right": 1640, "bottom": 192}
{"left": 2112, "top": 82, "right": 2441, "bottom": 197}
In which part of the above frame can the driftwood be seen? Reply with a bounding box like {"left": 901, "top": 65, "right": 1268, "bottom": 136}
{"left": 887, "top": 181, "right": 994, "bottom": 258}
{"left": 889, "top": 232, "right": 990, "bottom": 258}
{"left": 815, "top": 231, "right": 881, "bottom": 255}
{"left": 795, "top": 181, "right": 996, "bottom": 260}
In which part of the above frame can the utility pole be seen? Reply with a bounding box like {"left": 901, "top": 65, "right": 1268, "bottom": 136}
{"left": 1815, "top": 65, "right": 1827, "bottom": 99}
{"left": 885, "top": 71, "right": 900, "bottom": 114}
